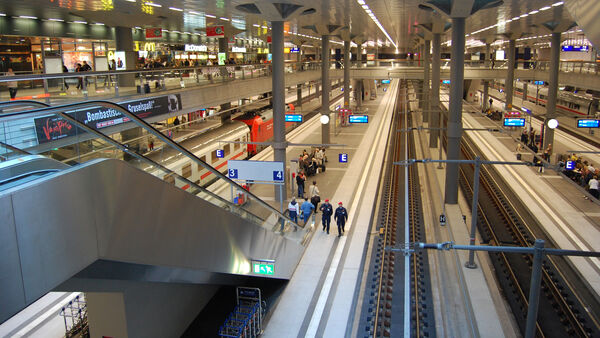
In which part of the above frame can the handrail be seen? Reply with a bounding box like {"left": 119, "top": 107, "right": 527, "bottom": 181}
{"left": 0, "top": 100, "right": 51, "bottom": 109}
{"left": 0, "top": 99, "right": 298, "bottom": 228}
{"left": 0, "top": 169, "right": 61, "bottom": 185}
{"left": 0, "top": 61, "right": 325, "bottom": 83}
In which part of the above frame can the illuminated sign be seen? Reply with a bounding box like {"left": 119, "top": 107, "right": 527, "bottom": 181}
{"left": 534, "top": 80, "right": 544, "bottom": 85}
{"left": 284, "top": 47, "right": 290, "bottom": 54}
{"left": 218, "top": 52, "right": 227, "bottom": 65}
{"left": 133, "top": 42, "right": 156, "bottom": 52}
{"left": 565, "top": 160, "right": 576, "bottom": 170}
{"left": 577, "top": 119, "right": 600, "bottom": 128}
{"left": 366, "top": 54, "right": 375, "bottom": 61}
{"left": 503, "top": 118, "right": 525, "bottom": 127}
{"left": 339, "top": 153, "right": 348, "bottom": 163}
{"left": 381, "top": 79, "right": 391, "bottom": 84}
{"left": 207, "top": 25, "right": 225, "bottom": 37}
{"left": 442, "top": 80, "right": 450, "bottom": 84}
{"left": 185, "top": 44, "right": 207, "bottom": 52}
{"left": 349, "top": 115, "right": 369, "bottom": 123}
{"left": 290, "top": 47, "right": 300, "bottom": 53}
{"left": 231, "top": 46, "right": 247, "bottom": 53}
{"left": 562, "top": 45, "right": 589, "bottom": 52}
{"left": 285, "top": 114, "right": 303, "bottom": 122}
{"left": 252, "top": 262, "right": 274, "bottom": 275}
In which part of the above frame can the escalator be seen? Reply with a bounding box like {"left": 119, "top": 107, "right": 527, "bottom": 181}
{"left": 0, "top": 100, "right": 309, "bottom": 324}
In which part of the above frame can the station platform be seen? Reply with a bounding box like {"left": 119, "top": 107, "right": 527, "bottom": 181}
{"left": 231, "top": 80, "right": 397, "bottom": 337}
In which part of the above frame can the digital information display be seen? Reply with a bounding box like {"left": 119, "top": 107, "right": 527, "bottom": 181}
{"left": 565, "top": 160, "right": 576, "bottom": 170}
{"left": 577, "top": 119, "right": 600, "bottom": 128}
{"left": 503, "top": 118, "right": 526, "bottom": 127}
{"left": 381, "top": 79, "right": 391, "bottom": 84}
{"left": 561, "top": 45, "right": 589, "bottom": 52}
{"left": 349, "top": 115, "right": 369, "bottom": 123}
{"left": 285, "top": 114, "right": 303, "bottom": 122}
{"left": 534, "top": 80, "right": 544, "bottom": 85}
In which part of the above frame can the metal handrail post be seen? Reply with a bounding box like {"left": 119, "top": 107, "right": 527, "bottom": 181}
{"left": 524, "top": 239, "right": 545, "bottom": 338}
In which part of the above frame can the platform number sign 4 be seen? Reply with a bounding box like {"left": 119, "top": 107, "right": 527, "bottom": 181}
{"left": 339, "top": 153, "right": 348, "bottom": 163}
{"left": 216, "top": 149, "right": 224, "bottom": 158}
{"left": 228, "top": 168, "right": 238, "bottom": 179}
{"left": 273, "top": 170, "right": 284, "bottom": 181}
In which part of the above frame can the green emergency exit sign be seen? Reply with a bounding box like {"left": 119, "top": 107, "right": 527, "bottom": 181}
{"left": 253, "top": 262, "right": 274, "bottom": 275}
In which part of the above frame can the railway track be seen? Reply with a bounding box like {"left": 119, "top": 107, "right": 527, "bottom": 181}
{"left": 361, "top": 81, "right": 435, "bottom": 337}
{"left": 458, "top": 131, "right": 600, "bottom": 337}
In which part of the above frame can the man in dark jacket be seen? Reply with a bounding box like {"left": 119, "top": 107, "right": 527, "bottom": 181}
{"left": 296, "top": 172, "right": 305, "bottom": 197}
{"left": 319, "top": 199, "right": 333, "bottom": 234}
{"left": 334, "top": 202, "right": 348, "bottom": 237}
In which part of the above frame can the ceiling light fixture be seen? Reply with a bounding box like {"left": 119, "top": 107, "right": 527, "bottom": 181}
{"left": 205, "top": 14, "right": 216, "bottom": 18}
{"left": 144, "top": 2, "right": 161, "bottom": 7}
{"left": 0, "top": 13, "right": 6, "bottom": 16}
{"left": 125, "top": 0, "right": 136, "bottom": 2}
{"left": 48, "top": 18, "right": 64, "bottom": 22}
{"left": 19, "top": 15, "right": 38, "bottom": 19}
{"left": 169, "top": 7, "right": 183, "bottom": 11}
{"left": 73, "top": 20, "right": 87, "bottom": 24}
{"left": 357, "top": 0, "right": 396, "bottom": 48}
{"left": 220, "top": 17, "right": 229, "bottom": 21}
{"left": 94, "top": 22, "right": 105, "bottom": 25}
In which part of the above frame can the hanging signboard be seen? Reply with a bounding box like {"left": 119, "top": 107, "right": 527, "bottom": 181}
{"left": 227, "top": 160, "right": 284, "bottom": 182}
{"left": 207, "top": 25, "right": 225, "bottom": 37}
{"left": 145, "top": 28, "right": 163, "bottom": 39}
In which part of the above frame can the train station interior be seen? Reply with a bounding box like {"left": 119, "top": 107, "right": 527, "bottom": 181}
{"left": 0, "top": 0, "right": 599, "bottom": 337}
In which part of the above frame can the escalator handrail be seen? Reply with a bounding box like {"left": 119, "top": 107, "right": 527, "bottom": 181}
{"left": 0, "top": 100, "right": 51, "bottom": 110}
{"left": 0, "top": 169, "right": 61, "bottom": 185}
{"left": 0, "top": 99, "right": 298, "bottom": 229}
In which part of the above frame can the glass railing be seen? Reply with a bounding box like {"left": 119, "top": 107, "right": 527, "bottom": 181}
{"left": 0, "top": 100, "right": 306, "bottom": 243}
{"left": 0, "top": 61, "right": 326, "bottom": 104}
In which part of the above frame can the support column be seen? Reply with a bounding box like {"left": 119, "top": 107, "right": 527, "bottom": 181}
{"left": 543, "top": 32, "right": 561, "bottom": 151}
{"left": 356, "top": 44, "right": 363, "bottom": 108}
{"left": 297, "top": 83, "right": 303, "bottom": 108}
{"left": 272, "top": 21, "right": 287, "bottom": 200}
{"left": 429, "top": 33, "right": 441, "bottom": 148}
{"left": 523, "top": 81, "right": 528, "bottom": 101}
{"left": 444, "top": 18, "right": 465, "bottom": 204}
{"left": 321, "top": 36, "right": 331, "bottom": 144}
{"left": 343, "top": 40, "right": 350, "bottom": 108}
{"left": 219, "top": 38, "right": 232, "bottom": 123}
{"left": 115, "top": 27, "right": 136, "bottom": 87}
{"left": 423, "top": 39, "right": 431, "bottom": 123}
{"left": 482, "top": 43, "right": 491, "bottom": 111}
{"left": 505, "top": 39, "right": 516, "bottom": 110}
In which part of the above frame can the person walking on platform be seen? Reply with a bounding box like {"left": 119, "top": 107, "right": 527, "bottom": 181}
{"left": 319, "top": 199, "right": 333, "bottom": 234}
{"left": 589, "top": 176, "right": 599, "bottom": 199}
{"left": 334, "top": 202, "right": 348, "bottom": 237}
{"left": 309, "top": 181, "right": 320, "bottom": 211}
{"left": 288, "top": 198, "right": 299, "bottom": 223}
{"left": 7, "top": 68, "right": 17, "bottom": 99}
{"left": 296, "top": 171, "right": 306, "bottom": 197}
{"left": 300, "top": 197, "right": 314, "bottom": 226}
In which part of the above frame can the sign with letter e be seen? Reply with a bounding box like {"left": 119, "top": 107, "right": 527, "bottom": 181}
{"left": 216, "top": 149, "right": 224, "bottom": 158}
{"left": 339, "top": 153, "right": 348, "bottom": 163}
{"left": 565, "top": 160, "right": 576, "bottom": 170}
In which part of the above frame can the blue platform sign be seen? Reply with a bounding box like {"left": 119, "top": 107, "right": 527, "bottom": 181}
{"left": 534, "top": 80, "right": 544, "bottom": 85}
{"left": 339, "top": 153, "right": 348, "bottom": 163}
{"left": 228, "top": 168, "right": 238, "bottom": 178}
{"left": 216, "top": 149, "right": 224, "bottom": 158}
{"left": 577, "top": 119, "right": 600, "bottom": 128}
{"left": 442, "top": 80, "right": 450, "bottom": 84}
{"left": 285, "top": 114, "right": 303, "bottom": 122}
{"left": 349, "top": 115, "right": 369, "bottom": 123}
{"left": 565, "top": 160, "right": 576, "bottom": 170}
{"left": 273, "top": 170, "right": 284, "bottom": 181}
{"left": 503, "top": 118, "right": 525, "bottom": 127}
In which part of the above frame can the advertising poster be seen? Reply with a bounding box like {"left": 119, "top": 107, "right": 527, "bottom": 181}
{"left": 34, "top": 94, "right": 183, "bottom": 144}
{"left": 111, "top": 51, "right": 126, "bottom": 70}
{"left": 207, "top": 26, "right": 225, "bottom": 37}
{"left": 146, "top": 28, "right": 163, "bottom": 39}
{"left": 218, "top": 52, "right": 227, "bottom": 65}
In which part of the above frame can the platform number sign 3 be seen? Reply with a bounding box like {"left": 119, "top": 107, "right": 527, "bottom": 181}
{"left": 273, "top": 170, "right": 284, "bottom": 181}
{"left": 216, "top": 149, "right": 224, "bottom": 158}
{"left": 228, "top": 168, "right": 238, "bottom": 179}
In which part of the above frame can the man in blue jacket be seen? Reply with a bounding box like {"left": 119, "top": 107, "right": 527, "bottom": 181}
{"left": 334, "top": 202, "right": 348, "bottom": 237}
{"left": 300, "top": 197, "right": 315, "bottom": 226}
{"left": 319, "top": 199, "right": 333, "bottom": 234}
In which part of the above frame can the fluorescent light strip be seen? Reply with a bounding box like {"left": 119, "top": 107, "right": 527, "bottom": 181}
{"left": 19, "top": 15, "right": 38, "bottom": 19}
{"left": 220, "top": 17, "right": 229, "bottom": 21}
{"left": 356, "top": 0, "right": 396, "bottom": 48}
{"left": 460, "top": 1, "right": 566, "bottom": 45}
{"left": 73, "top": 20, "right": 87, "bottom": 24}
{"left": 169, "top": 7, "right": 183, "bottom": 11}
{"left": 94, "top": 22, "right": 105, "bottom": 25}
{"left": 144, "top": 2, "right": 161, "bottom": 7}
{"left": 48, "top": 18, "right": 64, "bottom": 22}
{"left": 0, "top": 13, "right": 6, "bottom": 17}
{"left": 205, "top": 14, "right": 216, "bottom": 18}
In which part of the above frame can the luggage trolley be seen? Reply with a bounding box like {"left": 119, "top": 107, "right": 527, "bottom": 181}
{"left": 218, "top": 287, "right": 265, "bottom": 338}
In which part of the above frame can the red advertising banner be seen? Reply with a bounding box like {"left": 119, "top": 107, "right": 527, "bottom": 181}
{"left": 207, "top": 26, "right": 225, "bottom": 37}
{"left": 145, "top": 28, "right": 162, "bottom": 39}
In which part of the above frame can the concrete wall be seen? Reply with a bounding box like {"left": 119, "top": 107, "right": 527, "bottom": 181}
{"left": 86, "top": 281, "right": 219, "bottom": 338}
